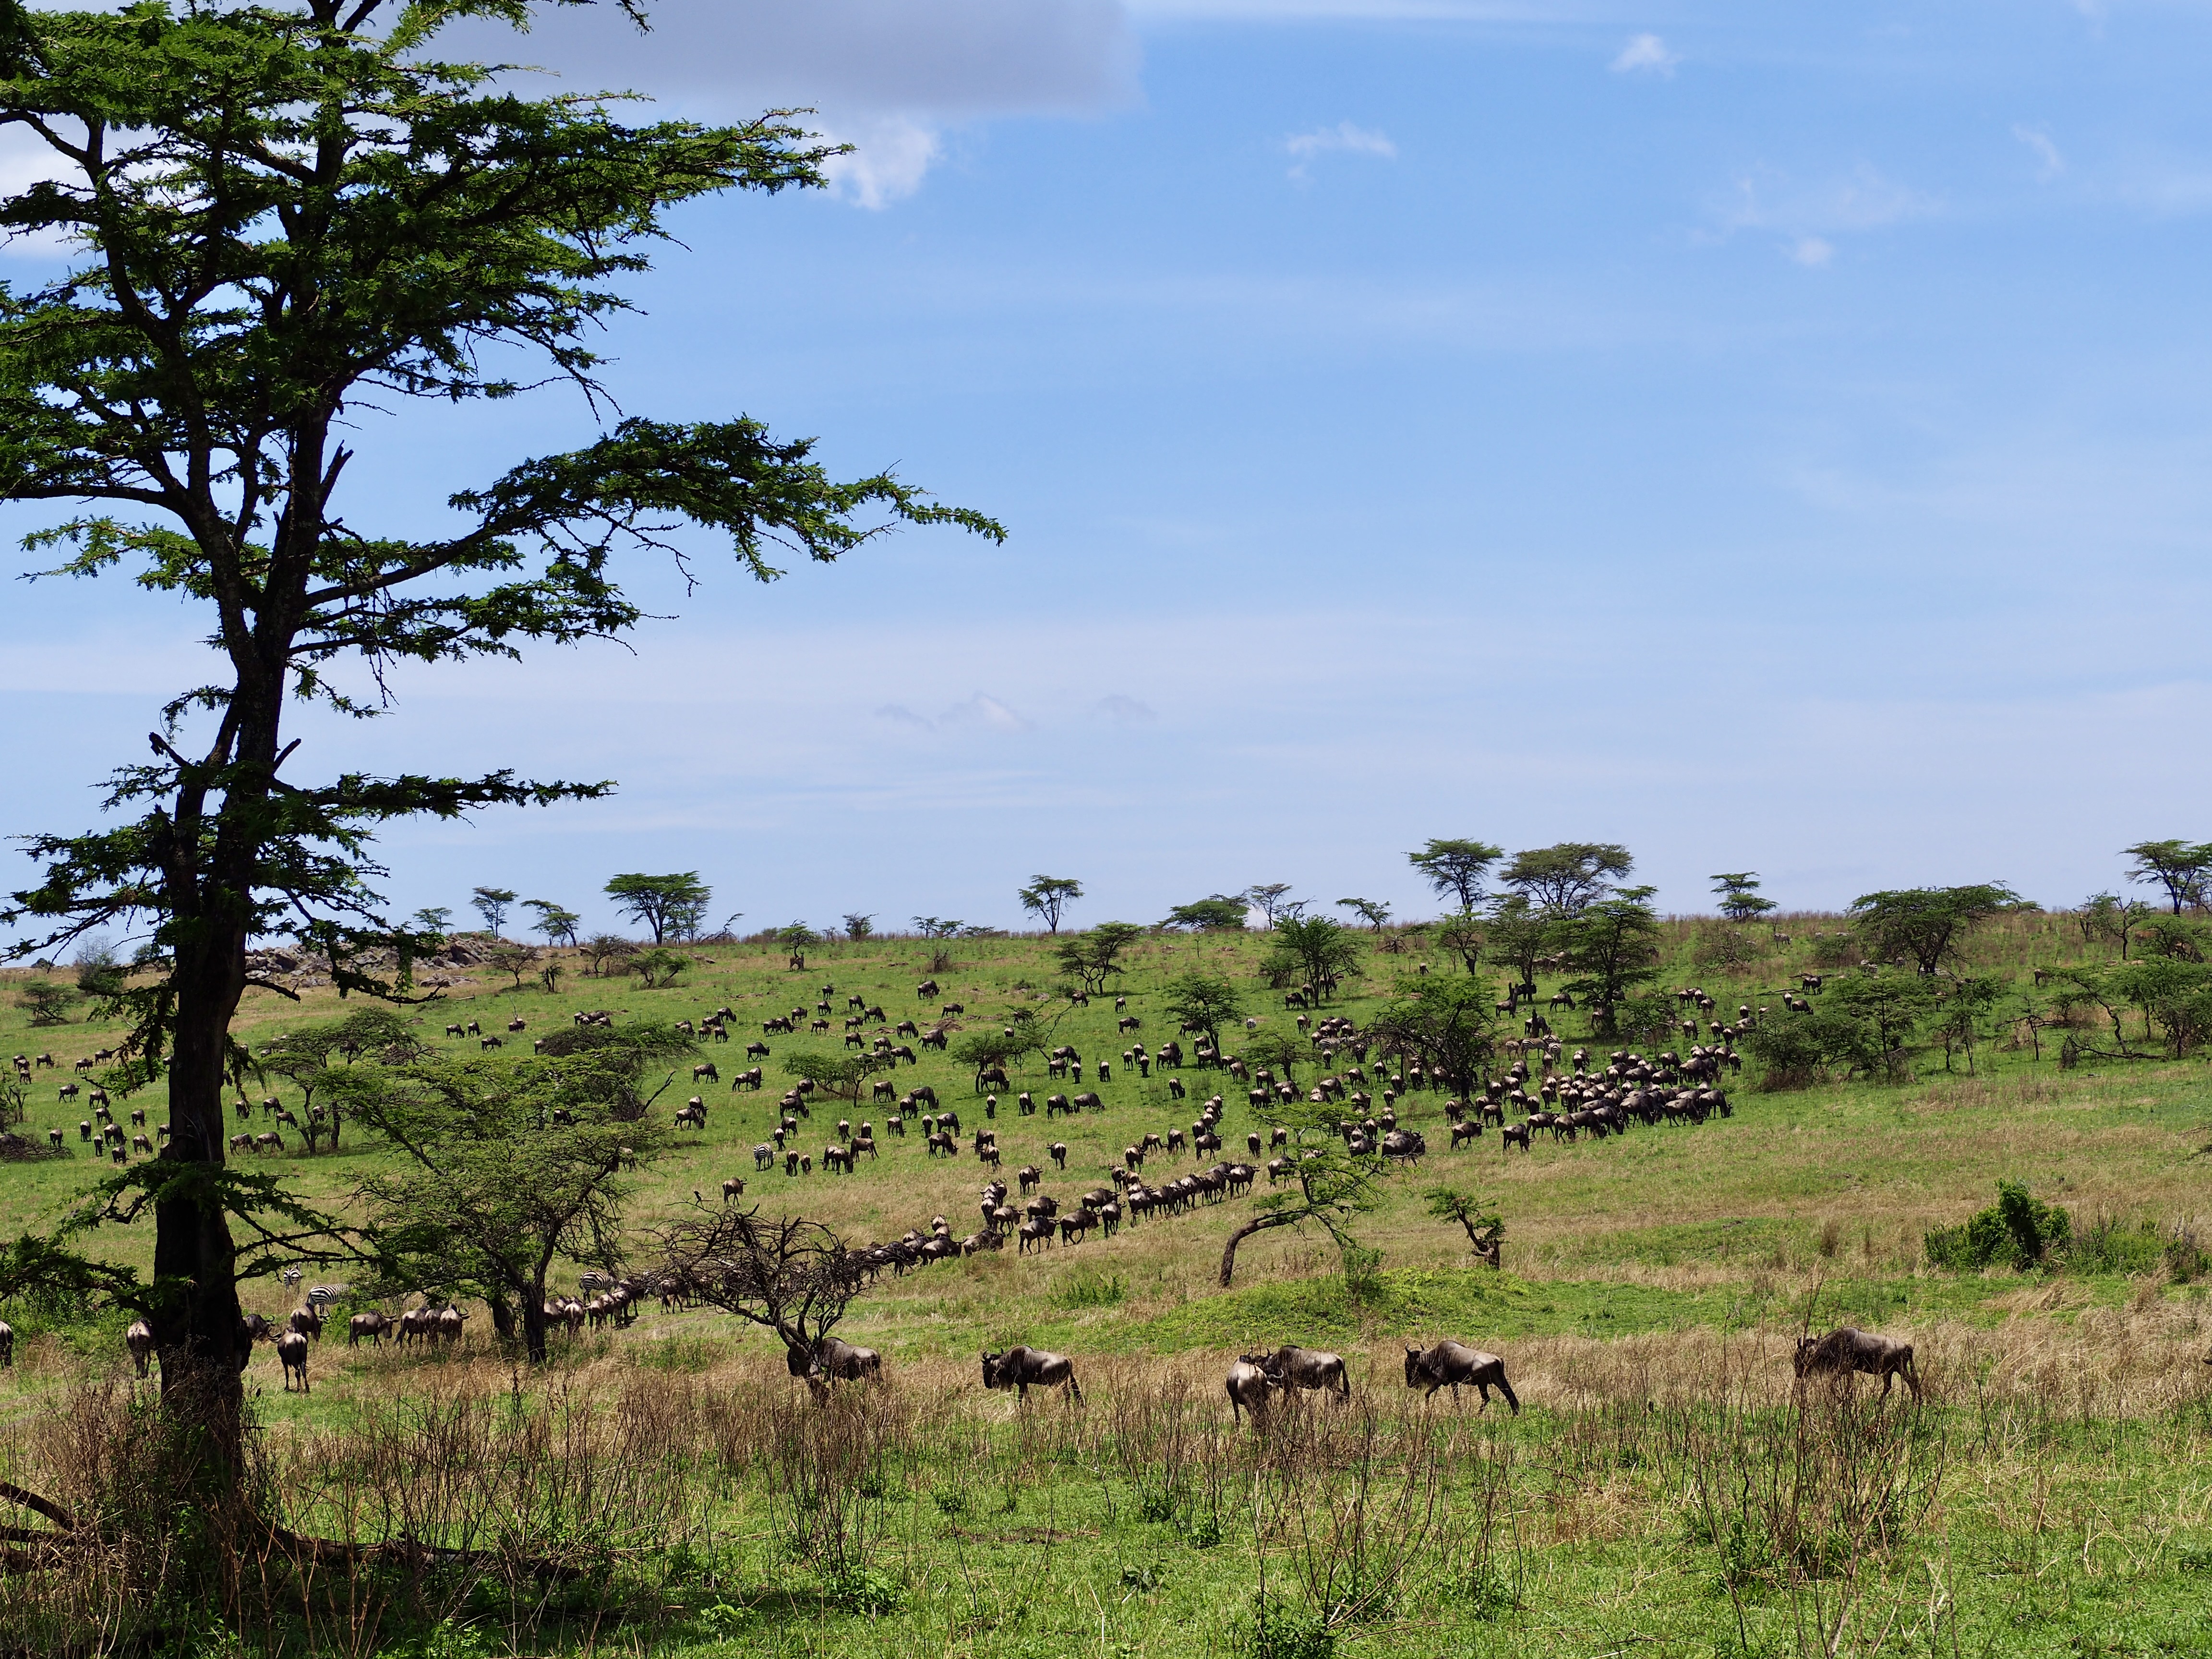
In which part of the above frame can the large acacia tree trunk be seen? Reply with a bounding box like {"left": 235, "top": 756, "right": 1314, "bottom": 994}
{"left": 1218, "top": 1214, "right": 1293, "bottom": 1287}
{"left": 148, "top": 628, "right": 294, "bottom": 1477}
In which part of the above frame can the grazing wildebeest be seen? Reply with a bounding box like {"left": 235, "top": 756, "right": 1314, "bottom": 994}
{"left": 981, "top": 1346, "right": 1082, "bottom": 1402}
{"left": 125, "top": 1319, "right": 156, "bottom": 1378}
{"left": 793, "top": 1335, "right": 883, "bottom": 1393}
{"left": 1403, "top": 1342, "right": 1520, "bottom": 1412}
{"left": 348, "top": 1311, "right": 393, "bottom": 1347}
{"left": 1794, "top": 1328, "right": 1921, "bottom": 1400}
{"left": 1267, "top": 1345, "right": 1350, "bottom": 1399}
{"left": 276, "top": 1329, "right": 311, "bottom": 1393}
{"left": 288, "top": 1305, "right": 325, "bottom": 1342}
{"left": 1226, "top": 1355, "right": 1283, "bottom": 1424}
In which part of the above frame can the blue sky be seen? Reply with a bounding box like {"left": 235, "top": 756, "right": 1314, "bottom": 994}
{"left": 4, "top": 0, "right": 2210, "bottom": 938}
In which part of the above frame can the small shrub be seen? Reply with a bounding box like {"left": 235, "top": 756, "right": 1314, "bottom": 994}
{"left": 1053, "top": 1270, "right": 1126, "bottom": 1310}
{"left": 1817, "top": 1219, "right": 1841, "bottom": 1259}
{"left": 2167, "top": 1226, "right": 2207, "bottom": 1284}
{"left": 1246, "top": 1595, "right": 1334, "bottom": 1659}
{"left": 1691, "top": 927, "right": 1760, "bottom": 972}
{"left": 1184, "top": 1511, "right": 1224, "bottom": 1549}
{"left": 821, "top": 1563, "right": 905, "bottom": 1615}
{"left": 2066, "top": 1213, "right": 2170, "bottom": 1276}
{"left": 1809, "top": 931, "right": 1861, "bottom": 968}
{"left": 929, "top": 1484, "right": 971, "bottom": 1518}
{"left": 1925, "top": 1181, "right": 2072, "bottom": 1271}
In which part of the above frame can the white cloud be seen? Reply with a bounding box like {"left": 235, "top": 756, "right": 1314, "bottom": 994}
{"left": 1610, "top": 33, "right": 1679, "bottom": 76}
{"left": 2012, "top": 123, "right": 2064, "bottom": 182}
{"left": 1094, "top": 693, "right": 1157, "bottom": 723}
{"left": 1710, "top": 164, "right": 1939, "bottom": 264}
{"left": 820, "top": 116, "right": 944, "bottom": 210}
{"left": 1284, "top": 121, "right": 1397, "bottom": 181}
{"left": 939, "top": 692, "right": 1034, "bottom": 732}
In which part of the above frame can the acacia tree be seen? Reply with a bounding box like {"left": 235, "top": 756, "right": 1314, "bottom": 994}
{"left": 1016, "top": 875, "right": 1083, "bottom": 934}
{"left": 1161, "top": 971, "right": 1245, "bottom": 1058}
{"left": 2123, "top": 840, "right": 2212, "bottom": 914}
{"left": 1055, "top": 921, "right": 1144, "bottom": 995}
{"left": 1554, "top": 887, "right": 1664, "bottom": 1035}
{"left": 1483, "top": 894, "right": 1550, "bottom": 993}
{"left": 1407, "top": 839, "right": 1503, "bottom": 912}
{"left": 1364, "top": 976, "right": 1497, "bottom": 1100}
{"left": 1500, "top": 843, "right": 1633, "bottom": 917}
{"left": 1711, "top": 872, "right": 1778, "bottom": 924}
{"left": 1218, "top": 1099, "right": 1386, "bottom": 1287}
{"left": 604, "top": 873, "right": 712, "bottom": 945}
{"left": 1850, "top": 885, "right": 2020, "bottom": 975}
{"left": 1262, "top": 915, "right": 1363, "bottom": 1001}
{"left": 0, "top": 0, "right": 996, "bottom": 1479}
{"left": 656, "top": 1205, "right": 866, "bottom": 1371}
{"left": 523, "top": 898, "right": 582, "bottom": 948}
{"left": 470, "top": 886, "right": 517, "bottom": 938}
{"left": 340, "top": 1030, "right": 685, "bottom": 1361}
{"left": 2081, "top": 892, "right": 2152, "bottom": 961}
{"left": 1336, "top": 897, "right": 1391, "bottom": 932}
{"left": 1163, "top": 896, "right": 1247, "bottom": 931}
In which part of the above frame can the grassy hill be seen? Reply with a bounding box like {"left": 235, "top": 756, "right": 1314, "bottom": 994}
{"left": 2, "top": 913, "right": 2209, "bottom": 1657}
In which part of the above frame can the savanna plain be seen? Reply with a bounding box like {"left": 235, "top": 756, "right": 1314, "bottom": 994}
{"left": 2, "top": 914, "right": 2209, "bottom": 1659}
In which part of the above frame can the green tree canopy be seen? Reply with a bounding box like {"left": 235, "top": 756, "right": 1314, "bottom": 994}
{"left": 1365, "top": 975, "right": 1498, "bottom": 1100}
{"left": 1407, "top": 839, "right": 1503, "bottom": 911}
{"left": 1850, "top": 884, "right": 2022, "bottom": 975}
{"left": 1261, "top": 915, "right": 1364, "bottom": 1001}
{"left": 1016, "top": 875, "right": 1084, "bottom": 934}
{"left": 605, "top": 873, "right": 712, "bottom": 945}
{"left": 1500, "top": 843, "right": 1634, "bottom": 917}
{"left": 1554, "top": 887, "right": 1663, "bottom": 1034}
{"left": 2122, "top": 840, "right": 2212, "bottom": 914}
{"left": 523, "top": 899, "right": 583, "bottom": 948}
{"left": 338, "top": 1038, "right": 684, "bottom": 1362}
{"left": 1055, "top": 922, "right": 1145, "bottom": 995}
{"left": 1710, "top": 872, "right": 1779, "bottom": 923}
{"left": 0, "top": 0, "right": 997, "bottom": 1462}
{"left": 1482, "top": 893, "right": 1551, "bottom": 991}
{"left": 1162, "top": 896, "right": 1247, "bottom": 932}
{"left": 1336, "top": 897, "right": 1393, "bottom": 931}
{"left": 471, "top": 887, "right": 518, "bottom": 938}
{"left": 1161, "top": 972, "right": 1246, "bottom": 1057}
{"left": 1217, "top": 1096, "right": 1388, "bottom": 1287}
{"left": 777, "top": 1049, "right": 884, "bottom": 1106}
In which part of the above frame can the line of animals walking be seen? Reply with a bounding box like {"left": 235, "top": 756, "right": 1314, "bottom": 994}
{"left": 74, "top": 1292, "right": 1926, "bottom": 1418}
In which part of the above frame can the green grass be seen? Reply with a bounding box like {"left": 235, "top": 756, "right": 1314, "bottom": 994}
{"left": 2, "top": 915, "right": 2211, "bottom": 1656}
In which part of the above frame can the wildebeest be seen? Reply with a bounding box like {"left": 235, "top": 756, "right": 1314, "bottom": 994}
{"left": 1226, "top": 1355, "right": 1283, "bottom": 1423}
{"left": 288, "top": 1304, "right": 325, "bottom": 1342}
{"left": 1794, "top": 1327, "right": 1921, "bottom": 1400}
{"left": 1403, "top": 1342, "right": 1520, "bottom": 1412}
{"left": 982, "top": 1345, "right": 1082, "bottom": 1402}
{"left": 348, "top": 1311, "right": 393, "bottom": 1347}
{"left": 1267, "top": 1345, "right": 1350, "bottom": 1399}
{"left": 792, "top": 1335, "right": 883, "bottom": 1393}
{"left": 0, "top": 1319, "right": 12, "bottom": 1367}
{"left": 125, "top": 1319, "right": 156, "bottom": 1378}
{"left": 276, "top": 1329, "right": 311, "bottom": 1393}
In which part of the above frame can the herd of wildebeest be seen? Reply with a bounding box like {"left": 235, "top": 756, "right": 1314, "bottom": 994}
{"left": 7, "top": 976, "right": 1931, "bottom": 1411}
